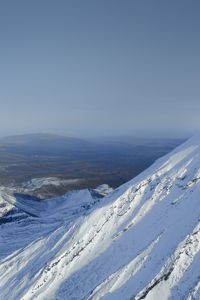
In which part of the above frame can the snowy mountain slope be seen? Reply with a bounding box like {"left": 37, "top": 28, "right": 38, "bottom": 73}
{"left": 1, "top": 135, "right": 200, "bottom": 299}
{"left": 0, "top": 187, "right": 105, "bottom": 259}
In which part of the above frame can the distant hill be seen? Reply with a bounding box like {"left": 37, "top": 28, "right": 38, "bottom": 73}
{"left": 0, "top": 133, "right": 93, "bottom": 156}
{"left": 0, "top": 133, "right": 89, "bottom": 145}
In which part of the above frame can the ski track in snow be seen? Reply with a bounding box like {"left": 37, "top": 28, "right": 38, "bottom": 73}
{"left": 1, "top": 135, "right": 200, "bottom": 299}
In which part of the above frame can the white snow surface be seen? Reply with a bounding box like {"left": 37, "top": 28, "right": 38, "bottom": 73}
{"left": 94, "top": 184, "right": 114, "bottom": 196}
{"left": 1, "top": 135, "right": 200, "bottom": 300}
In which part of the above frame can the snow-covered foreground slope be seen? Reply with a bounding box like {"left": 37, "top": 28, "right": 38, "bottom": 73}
{"left": 1, "top": 135, "right": 200, "bottom": 300}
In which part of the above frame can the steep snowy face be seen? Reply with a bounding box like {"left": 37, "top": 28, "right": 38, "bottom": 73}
{"left": 1, "top": 135, "right": 200, "bottom": 300}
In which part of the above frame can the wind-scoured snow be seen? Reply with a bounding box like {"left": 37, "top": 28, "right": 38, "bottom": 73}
{"left": 1, "top": 135, "right": 200, "bottom": 300}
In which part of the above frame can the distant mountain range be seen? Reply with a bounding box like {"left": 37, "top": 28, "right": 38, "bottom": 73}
{"left": 0, "top": 133, "right": 184, "bottom": 154}
{"left": 0, "top": 135, "right": 200, "bottom": 299}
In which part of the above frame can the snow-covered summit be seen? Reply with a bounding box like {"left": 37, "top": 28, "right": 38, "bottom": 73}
{"left": 1, "top": 135, "right": 200, "bottom": 300}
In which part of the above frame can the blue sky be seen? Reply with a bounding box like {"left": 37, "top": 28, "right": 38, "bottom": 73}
{"left": 0, "top": 0, "right": 200, "bottom": 137}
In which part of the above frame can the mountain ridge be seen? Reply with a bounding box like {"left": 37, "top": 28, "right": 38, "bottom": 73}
{"left": 0, "top": 135, "right": 200, "bottom": 299}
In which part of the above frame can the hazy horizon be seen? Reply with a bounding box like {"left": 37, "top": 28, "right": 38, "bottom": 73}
{"left": 0, "top": 129, "right": 193, "bottom": 140}
{"left": 1, "top": 1, "right": 200, "bottom": 137}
